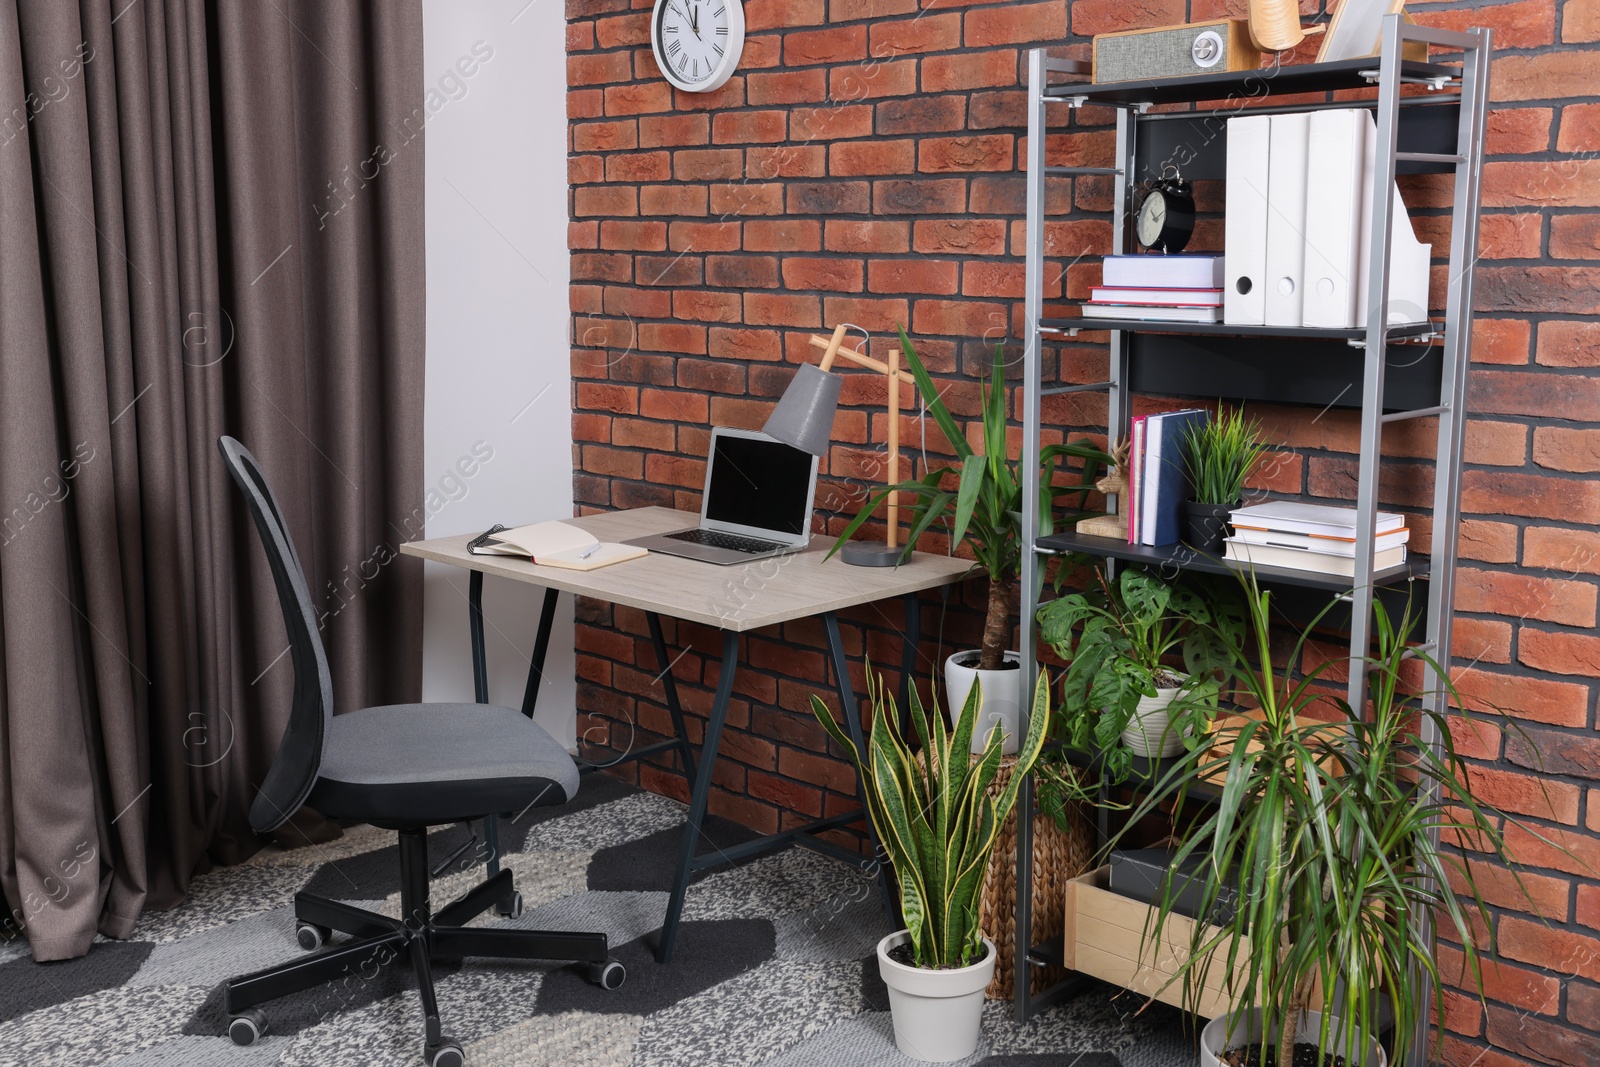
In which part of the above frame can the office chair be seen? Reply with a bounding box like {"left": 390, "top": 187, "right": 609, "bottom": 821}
{"left": 216, "top": 437, "right": 622, "bottom": 1067}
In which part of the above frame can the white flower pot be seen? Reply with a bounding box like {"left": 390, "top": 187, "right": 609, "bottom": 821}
{"left": 943, "top": 651, "right": 1021, "bottom": 755}
{"left": 1121, "top": 683, "right": 1185, "bottom": 758}
{"left": 1200, "top": 1009, "right": 1387, "bottom": 1067}
{"left": 876, "top": 930, "right": 997, "bottom": 1062}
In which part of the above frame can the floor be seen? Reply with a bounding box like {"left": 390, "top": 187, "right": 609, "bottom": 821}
{"left": 0, "top": 775, "right": 1199, "bottom": 1067}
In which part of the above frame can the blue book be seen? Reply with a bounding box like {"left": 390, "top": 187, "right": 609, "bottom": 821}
{"left": 1140, "top": 409, "right": 1209, "bottom": 547}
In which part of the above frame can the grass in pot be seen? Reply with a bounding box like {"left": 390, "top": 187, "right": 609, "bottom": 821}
{"left": 832, "top": 326, "right": 1107, "bottom": 755}
{"left": 1182, "top": 406, "right": 1268, "bottom": 554}
{"left": 810, "top": 669, "right": 1050, "bottom": 1061}
{"left": 1114, "top": 573, "right": 1548, "bottom": 1067}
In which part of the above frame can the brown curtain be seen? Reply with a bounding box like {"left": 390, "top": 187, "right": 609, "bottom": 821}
{"left": 0, "top": 0, "right": 424, "bottom": 961}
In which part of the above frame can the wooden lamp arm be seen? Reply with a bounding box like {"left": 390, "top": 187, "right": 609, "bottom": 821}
{"left": 808, "top": 332, "right": 890, "bottom": 375}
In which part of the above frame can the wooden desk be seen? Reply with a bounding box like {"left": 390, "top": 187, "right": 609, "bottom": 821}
{"left": 401, "top": 507, "right": 972, "bottom": 961}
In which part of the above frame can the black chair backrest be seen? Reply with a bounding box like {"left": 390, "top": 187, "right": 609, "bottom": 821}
{"left": 218, "top": 436, "right": 334, "bottom": 833}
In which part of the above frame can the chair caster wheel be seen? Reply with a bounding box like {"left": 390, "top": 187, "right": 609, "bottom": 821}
{"left": 496, "top": 891, "right": 523, "bottom": 919}
{"left": 585, "top": 958, "right": 626, "bottom": 990}
{"left": 228, "top": 1009, "right": 268, "bottom": 1046}
{"left": 296, "top": 922, "right": 331, "bottom": 951}
{"left": 427, "top": 1036, "right": 465, "bottom": 1067}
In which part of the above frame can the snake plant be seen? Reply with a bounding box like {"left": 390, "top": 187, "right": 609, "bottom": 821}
{"left": 811, "top": 668, "right": 1050, "bottom": 969}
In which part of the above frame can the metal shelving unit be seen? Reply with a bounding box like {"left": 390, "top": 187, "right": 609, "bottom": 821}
{"left": 1013, "top": 20, "right": 1492, "bottom": 1067}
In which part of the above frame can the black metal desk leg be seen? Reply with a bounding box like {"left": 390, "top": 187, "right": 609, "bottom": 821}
{"left": 520, "top": 588, "right": 561, "bottom": 718}
{"left": 898, "top": 592, "right": 922, "bottom": 726}
{"left": 656, "top": 629, "right": 739, "bottom": 964}
{"left": 467, "top": 570, "right": 503, "bottom": 882}
{"left": 646, "top": 611, "right": 697, "bottom": 783}
{"left": 468, "top": 570, "right": 489, "bottom": 704}
{"left": 823, "top": 611, "right": 899, "bottom": 924}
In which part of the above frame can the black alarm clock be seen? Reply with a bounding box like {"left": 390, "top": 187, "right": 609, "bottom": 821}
{"left": 1135, "top": 167, "right": 1196, "bottom": 254}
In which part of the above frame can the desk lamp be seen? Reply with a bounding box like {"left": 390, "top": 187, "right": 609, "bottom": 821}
{"left": 763, "top": 323, "right": 904, "bottom": 567}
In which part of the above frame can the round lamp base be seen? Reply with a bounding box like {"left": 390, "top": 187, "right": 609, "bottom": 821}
{"left": 841, "top": 542, "right": 903, "bottom": 568}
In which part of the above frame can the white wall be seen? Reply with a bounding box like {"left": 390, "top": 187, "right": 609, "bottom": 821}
{"left": 421, "top": 0, "right": 576, "bottom": 745}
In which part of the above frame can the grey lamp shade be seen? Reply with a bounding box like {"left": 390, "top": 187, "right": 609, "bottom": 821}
{"left": 763, "top": 363, "right": 842, "bottom": 457}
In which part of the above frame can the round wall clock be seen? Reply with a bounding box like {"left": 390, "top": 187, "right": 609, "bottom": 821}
{"left": 651, "top": 0, "right": 744, "bottom": 93}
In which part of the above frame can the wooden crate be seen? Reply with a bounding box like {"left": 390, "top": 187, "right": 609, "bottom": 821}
{"left": 1063, "top": 866, "right": 1248, "bottom": 1019}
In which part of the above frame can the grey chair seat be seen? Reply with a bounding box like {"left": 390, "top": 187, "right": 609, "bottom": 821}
{"left": 307, "top": 703, "right": 580, "bottom": 827}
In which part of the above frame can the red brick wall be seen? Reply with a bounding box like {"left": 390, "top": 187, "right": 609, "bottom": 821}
{"left": 566, "top": 0, "right": 1600, "bottom": 1060}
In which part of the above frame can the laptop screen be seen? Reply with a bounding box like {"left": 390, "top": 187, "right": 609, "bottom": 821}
{"left": 704, "top": 433, "right": 813, "bottom": 537}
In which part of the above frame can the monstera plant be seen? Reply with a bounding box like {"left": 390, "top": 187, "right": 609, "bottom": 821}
{"left": 810, "top": 670, "right": 1049, "bottom": 1061}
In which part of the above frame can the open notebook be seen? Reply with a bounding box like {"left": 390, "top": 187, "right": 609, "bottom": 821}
{"left": 468, "top": 521, "right": 646, "bottom": 571}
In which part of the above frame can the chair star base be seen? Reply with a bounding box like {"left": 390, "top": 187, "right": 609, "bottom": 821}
{"left": 222, "top": 828, "right": 621, "bottom": 1066}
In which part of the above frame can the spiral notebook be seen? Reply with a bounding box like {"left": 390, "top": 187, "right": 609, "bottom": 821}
{"left": 467, "top": 521, "right": 646, "bottom": 571}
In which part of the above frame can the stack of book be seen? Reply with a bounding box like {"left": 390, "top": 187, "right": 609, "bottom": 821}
{"left": 1128, "top": 409, "right": 1208, "bottom": 548}
{"left": 1083, "top": 255, "right": 1226, "bottom": 325}
{"left": 1224, "top": 501, "right": 1410, "bottom": 577}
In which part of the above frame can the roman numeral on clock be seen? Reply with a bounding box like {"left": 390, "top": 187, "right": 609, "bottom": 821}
{"left": 666, "top": 39, "right": 681, "bottom": 55}
{"left": 677, "top": 53, "right": 688, "bottom": 72}
{"left": 713, "top": 43, "right": 724, "bottom": 56}
{"left": 715, "top": 25, "right": 727, "bottom": 34}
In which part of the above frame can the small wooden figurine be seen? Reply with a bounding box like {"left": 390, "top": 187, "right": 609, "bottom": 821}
{"left": 1075, "top": 437, "right": 1132, "bottom": 540}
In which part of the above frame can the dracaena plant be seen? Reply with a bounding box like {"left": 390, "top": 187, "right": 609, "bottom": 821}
{"left": 810, "top": 668, "right": 1050, "bottom": 968}
{"left": 1036, "top": 564, "right": 1238, "bottom": 783}
{"left": 830, "top": 327, "right": 1111, "bottom": 673}
{"left": 1122, "top": 574, "right": 1543, "bottom": 1067}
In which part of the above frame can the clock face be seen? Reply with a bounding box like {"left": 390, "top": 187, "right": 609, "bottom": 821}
{"left": 1137, "top": 191, "right": 1167, "bottom": 248}
{"left": 653, "top": 0, "right": 744, "bottom": 93}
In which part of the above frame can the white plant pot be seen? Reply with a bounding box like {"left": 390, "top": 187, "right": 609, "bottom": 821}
{"left": 1121, "top": 683, "right": 1186, "bottom": 758}
{"left": 876, "top": 930, "right": 997, "bottom": 1062}
{"left": 1200, "top": 1009, "right": 1388, "bottom": 1067}
{"left": 943, "top": 651, "right": 1021, "bottom": 755}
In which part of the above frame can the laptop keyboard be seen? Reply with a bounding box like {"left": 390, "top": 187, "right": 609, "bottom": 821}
{"left": 664, "top": 528, "right": 784, "bottom": 554}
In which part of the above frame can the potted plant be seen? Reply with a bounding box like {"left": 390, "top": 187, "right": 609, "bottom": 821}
{"left": 1036, "top": 564, "right": 1234, "bottom": 781}
{"left": 832, "top": 326, "right": 1109, "bottom": 754}
{"left": 810, "top": 669, "right": 1049, "bottom": 1061}
{"left": 1121, "top": 575, "right": 1539, "bottom": 1067}
{"left": 1182, "top": 405, "right": 1268, "bottom": 554}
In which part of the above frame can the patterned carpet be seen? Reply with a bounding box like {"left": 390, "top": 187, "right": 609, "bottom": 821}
{"left": 0, "top": 775, "right": 1199, "bottom": 1067}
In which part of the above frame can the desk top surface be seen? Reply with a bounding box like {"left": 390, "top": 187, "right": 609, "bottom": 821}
{"left": 400, "top": 506, "right": 974, "bottom": 633}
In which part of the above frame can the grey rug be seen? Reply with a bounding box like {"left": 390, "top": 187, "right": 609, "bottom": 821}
{"left": 0, "top": 775, "right": 1200, "bottom": 1066}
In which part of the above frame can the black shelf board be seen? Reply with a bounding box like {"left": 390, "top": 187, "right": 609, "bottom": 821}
{"left": 1055, "top": 745, "right": 1225, "bottom": 806}
{"left": 1045, "top": 57, "right": 1459, "bottom": 107}
{"left": 1035, "top": 530, "right": 1428, "bottom": 593}
{"left": 1042, "top": 316, "right": 1438, "bottom": 342}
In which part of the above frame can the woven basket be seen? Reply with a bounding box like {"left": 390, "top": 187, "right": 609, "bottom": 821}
{"left": 978, "top": 756, "right": 1094, "bottom": 999}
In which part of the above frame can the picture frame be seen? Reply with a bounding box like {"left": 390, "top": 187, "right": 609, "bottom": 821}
{"left": 1317, "top": 0, "right": 1406, "bottom": 62}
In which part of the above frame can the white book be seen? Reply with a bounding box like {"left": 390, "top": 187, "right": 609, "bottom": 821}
{"left": 1141, "top": 415, "right": 1165, "bottom": 546}
{"left": 1089, "top": 286, "right": 1224, "bottom": 307}
{"left": 1224, "top": 115, "right": 1271, "bottom": 326}
{"left": 1229, "top": 500, "right": 1406, "bottom": 538}
{"left": 1102, "top": 255, "right": 1226, "bottom": 289}
{"left": 1082, "top": 304, "right": 1223, "bottom": 324}
{"left": 1302, "top": 108, "right": 1368, "bottom": 329}
{"left": 1264, "top": 113, "right": 1311, "bottom": 328}
{"left": 1230, "top": 526, "right": 1411, "bottom": 556}
{"left": 1224, "top": 538, "right": 1407, "bottom": 576}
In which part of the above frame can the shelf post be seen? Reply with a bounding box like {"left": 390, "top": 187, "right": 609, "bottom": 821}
{"left": 1409, "top": 24, "right": 1490, "bottom": 1067}
{"left": 1015, "top": 45, "right": 1049, "bottom": 1025}
{"left": 1347, "top": 15, "right": 1409, "bottom": 713}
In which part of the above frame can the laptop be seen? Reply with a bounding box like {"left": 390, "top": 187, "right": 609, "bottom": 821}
{"left": 625, "top": 427, "right": 819, "bottom": 565}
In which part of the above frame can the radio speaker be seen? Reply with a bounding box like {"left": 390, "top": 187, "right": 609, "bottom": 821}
{"left": 1093, "top": 19, "right": 1261, "bottom": 83}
